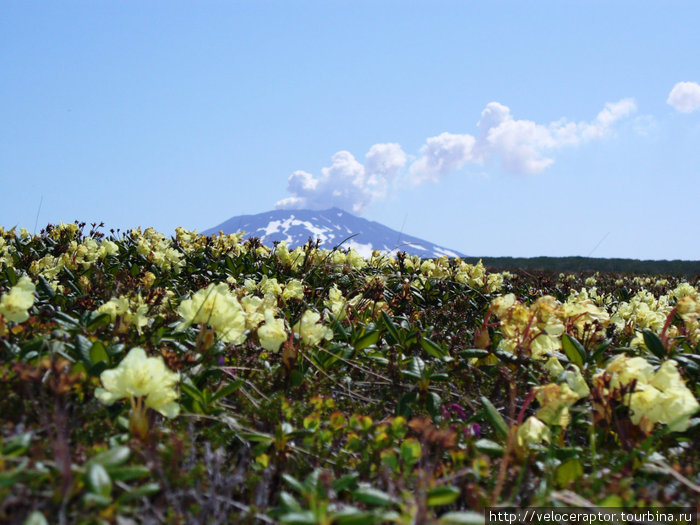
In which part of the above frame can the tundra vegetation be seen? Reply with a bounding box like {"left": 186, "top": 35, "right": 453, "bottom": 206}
{"left": 0, "top": 222, "right": 699, "bottom": 524}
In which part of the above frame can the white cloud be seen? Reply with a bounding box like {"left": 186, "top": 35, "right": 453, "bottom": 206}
{"left": 667, "top": 81, "right": 700, "bottom": 113}
{"left": 275, "top": 144, "right": 407, "bottom": 214}
{"left": 409, "top": 132, "right": 476, "bottom": 182}
{"left": 409, "top": 98, "right": 636, "bottom": 176}
{"left": 476, "top": 103, "right": 557, "bottom": 174}
{"left": 582, "top": 98, "right": 638, "bottom": 139}
{"left": 279, "top": 98, "right": 636, "bottom": 212}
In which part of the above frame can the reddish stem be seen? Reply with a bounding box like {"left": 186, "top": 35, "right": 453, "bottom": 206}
{"left": 659, "top": 307, "right": 677, "bottom": 350}
{"left": 517, "top": 388, "right": 538, "bottom": 426}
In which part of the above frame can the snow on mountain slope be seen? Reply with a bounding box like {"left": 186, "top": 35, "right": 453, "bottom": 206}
{"left": 202, "top": 208, "right": 465, "bottom": 259}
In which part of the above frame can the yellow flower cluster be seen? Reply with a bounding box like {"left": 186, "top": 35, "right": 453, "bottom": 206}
{"left": 176, "top": 282, "right": 248, "bottom": 344}
{"left": 0, "top": 232, "right": 15, "bottom": 268}
{"left": 324, "top": 285, "right": 348, "bottom": 321}
{"left": 95, "top": 347, "right": 180, "bottom": 418}
{"left": 293, "top": 310, "right": 333, "bottom": 346}
{"left": 28, "top": 237, "right": 119, "bottom": 286}
{"left": 257, "top": 309, "right": 289, "bottom": 352}
{"left": 273, "top": 241, "right": 510, "bottom": 293}
{"left": 176, "top": 281, "right": 296, "bottom": 351}
{"left": 490, "top": 291, "right": 610, "bottom": 359}
{"left": 597, "top": 355, "right": 699, "bottom": 432}
{"left": 534, "top": 361, "right": 589, "bottom": 427}
{"left": 133, "top": 227, "right": 184, "bottom": 273}
{"left": 517, "top": 416, "right": 551, "bottom": 449}
{"left": 611, "top": 290, "right": 672, "bottom": 340}
{"left": 0, "top": 276, "right": 36, "bottom": 323}
{"left": 48, "top": 222, "right": 80, "bottom": 241}
{"left": 611, "top": 283, "right": 700, "bottom": 348}
{"left": 96, "top": 294, "right": 150, "bottom": 333}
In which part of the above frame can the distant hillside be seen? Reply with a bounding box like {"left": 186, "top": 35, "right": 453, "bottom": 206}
{"left": 464, "top": 256, "right": 700, "bottom": 277}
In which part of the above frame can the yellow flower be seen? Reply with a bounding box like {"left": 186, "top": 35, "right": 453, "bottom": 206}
{"left": 259, "top": 276, "right": 283, "bottom": 297}
{"left": 517, "top": 416, "right": 551, "bottom": 448}
{"left": 563, "top": 365, "right": 590, "bottom": 399}
{"left": 293, "top": 310, "right": 333, "bottom": 346}
{"left": 257, "top": 309, "right": 288, "bottom": 352}
{"left": 605, "top": 356, "right": 699, "bottom": 432}
{"left": 0, "top": 276, "right": 36, "bottom": 323}
{"left": 346, "top": 249, "right": 366, "bottom": 269}
{"left": 544, "top": 356, "right": 565, "bottom": 377}
{"left": 605, "top": 355, "right": 655, "bottom": 390}
{"left": 281, "top": 279, "right": 305, "bottom": 302}
{"left": 490, "top": 293, "right": 517, "bottom": 318}
{"left": 99, "top": 239, "right": 119, "bottom": 257}
{"left": 324, "top": 285, "right": 348, "bottom": 321}
{"left": 95, "top": 347, "right": 180, "bottom": 418}
{"left": 534, "top": 383, "right": 580, "bottom": 427}
{"left": 97, "top": 296, "right": 130, "bottom": 322}
{"left": 177, "top": 283, "right": 247, "bottom": 344}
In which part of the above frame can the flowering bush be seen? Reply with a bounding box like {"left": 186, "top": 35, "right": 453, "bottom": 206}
{"left": 0, "top": 222, "right": 698, "bottom": 523}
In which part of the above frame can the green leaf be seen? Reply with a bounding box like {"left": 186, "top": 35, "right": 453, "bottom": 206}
{"left": 89, "top": 340, "right": 110, "bottom": 366}
{"left": 19, "top": 337, "right": 46, "bottom": 359}
{"left": 420, "top": 337, "right": 447, "bottom": 359}
{"left": 473, "top": 439, "right": 504, "bottom": 456}
{"left": 397, "top": 391, "right": 418, "bottom": 417}
{"left": 352, "top": 485, "right": 396, "bottom": 506}
{"left": 0, "top": 460, "right": 28, "bottom": 487}
{"left": 116, "top": 482, "right": 161, "bottom": 502}
{"left": 354, "top": 330, "right": 379, "bottom": 351}
{"left": 87, "top": 361, "right": 109, "bottom": 377}
{"left": 426, "top": 392, "right": 442, "bottom": 417}
{"left": 278, "top": 511, "right": 316, "bottom": 525}
{"left": 332, "top": 472, "right": 359, "bottom": 493}
{"left": 439, "top": 511, "right": 485, "bottom": 525}
{"left": 400, "top": 438, "right": 422, "bottom": 467}
{"left": 458, "top": 349, "right": 489, "bottom": 359}
{"left": 380, "top": 449, "right": 399, "bottom": 471}
{"left": 87, "top": 312, "right": 112, "bottom": 331}
{"left": 597, "top": 494, "right": 624, "bottom": 507}
{"left": 480, "top": 397, "right": 509, "bottom": 441}
{"left": 333, "top": 508, "right": 384, "bottom": 525}
{"left": 426, "top": 486, "right": 460, "bottom": 506}
{"left": 642, "top": 329, "right": 667, "bottom": 359}
{"left": 591, "top": 338, "right": 612, "bottom": 363}
{"left": 241, "top": 430, "right": 274, "bottom": 444}
{"left": 403, "top": 356, "right": 426, "bottom": 379}
{"left": 561, "top": 334, "right": 585, "bottom": 368}
{"left": 180, "top": 382, "right": 204, "bottom": 404}
{"left": 4, "top": 266, "right": 18, "bottom": 286}
{"left": 381, "top": 311, "right": 402, "bottom": 345}
{"left": 279, "top": 491, "right": 302, "bottom": 512}
{"left": 330, "top": 316, "right": 349, "bottom": 341}
{"left": 85, "top": 463, "right": 112, "bottom": 498}
{"left": 23, "top": 511, "right": 49, "bottom": 525}
{"left": 88, "top": 446, "right": 130, "bottom": 468}
{"left": 74, "top": 334, "right": 93, "bottom": 366}
{"left": 282, "top": 473, "right": 306, "bottom": 494}
{"left": 555, "top": 457, "right": 583, "bottom": 488}
{"left": 37, "top": 275, "right": 56, "bottom": 299}
{"left": 2, "top": 432, "right": 32, "bottom": 457}
{"left": 82, "top": 493, "right": 112, "bottom": 507}
{"left": 290, "top": 368, "right": 304, "bottom": 387}
{"left": 108, "top": 465, "right": 151, "bottom": 482}
{"left": 212, "top": 378, "right": 244, "bottom": 401}
{"left": 493, "top": 349, "right": 519, "bottom": 363}
{"left": 552, "top": 446, "right": 583, "bottom": 461}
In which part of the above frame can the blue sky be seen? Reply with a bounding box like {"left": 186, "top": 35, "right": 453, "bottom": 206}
{"left": 1, "top": 1, "right": 699, "bottom": 259}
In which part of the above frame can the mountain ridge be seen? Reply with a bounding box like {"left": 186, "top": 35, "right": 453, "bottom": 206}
{"left": 202, "top": 207, "right": 465, "bottom": 259}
